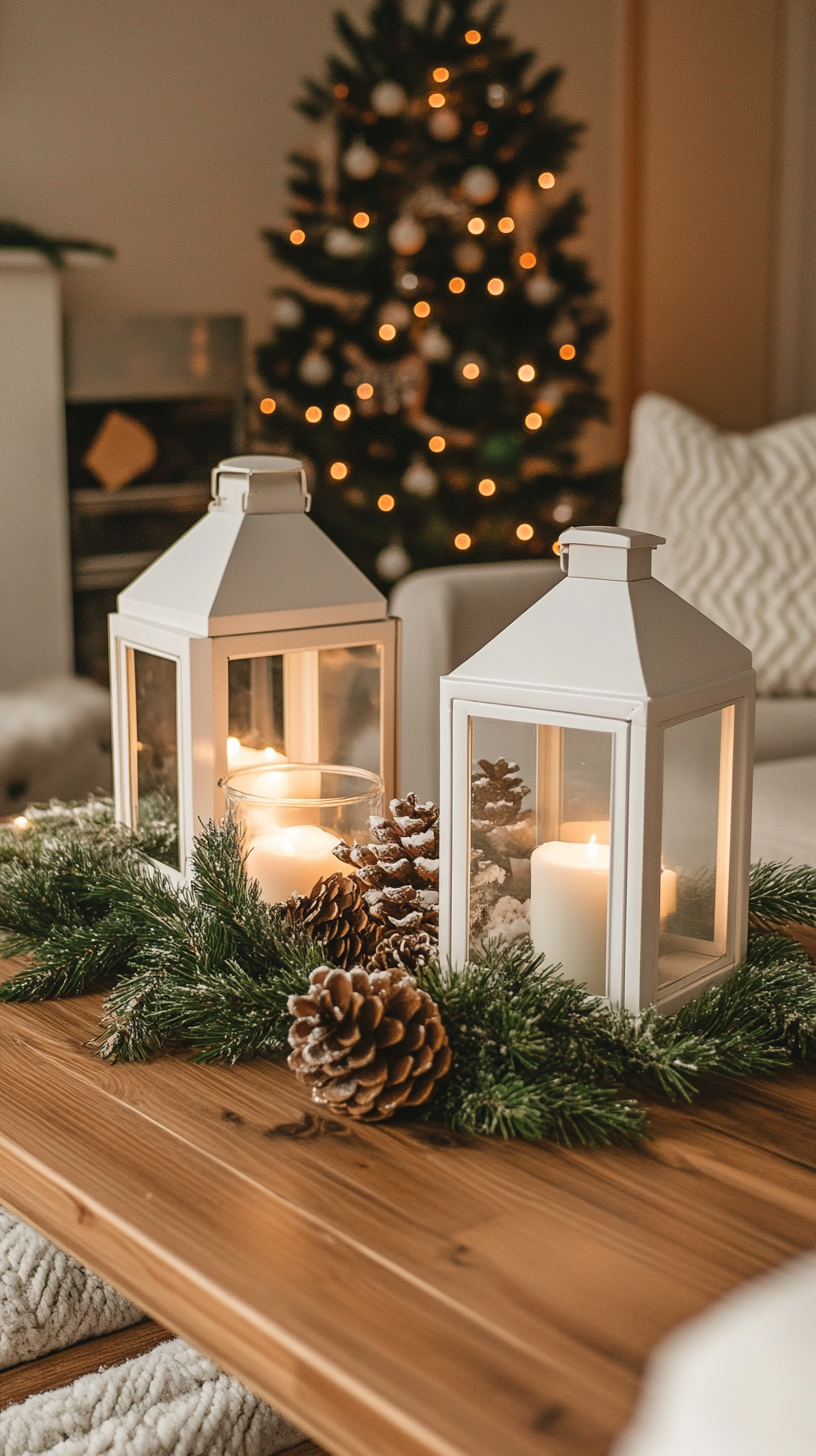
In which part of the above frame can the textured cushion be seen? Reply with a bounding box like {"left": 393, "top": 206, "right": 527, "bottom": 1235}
{"left": 620, "top": 394, "right": 816, "bottom": 695}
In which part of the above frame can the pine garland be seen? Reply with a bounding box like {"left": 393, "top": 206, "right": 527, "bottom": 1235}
{"left": 0, "top": 799, "right": 815, "bottom": 1147}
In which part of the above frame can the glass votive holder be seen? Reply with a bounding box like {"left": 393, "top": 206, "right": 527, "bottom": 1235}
{"left": 222, "top": 763, "right": 383, "bottom": 904}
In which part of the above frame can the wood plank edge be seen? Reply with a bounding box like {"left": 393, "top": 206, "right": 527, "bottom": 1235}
{"left": 0, "top": 1318, "right": 170, "bottom": 1410}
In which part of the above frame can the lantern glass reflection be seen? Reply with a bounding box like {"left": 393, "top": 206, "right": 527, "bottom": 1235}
{"left": 128, "top": 648, "right": 179, "bottom": 869}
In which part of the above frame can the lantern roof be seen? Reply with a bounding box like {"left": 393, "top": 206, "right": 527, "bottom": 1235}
{"left": 450, "top": 526, "right": 752, "bottom": 702}
{"left": 117, "top": 456, "right": 386, "bottom": 637}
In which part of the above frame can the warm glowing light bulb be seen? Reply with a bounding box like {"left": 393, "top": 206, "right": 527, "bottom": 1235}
{"left": 227, "top": 736, "right": 241, "bottom": 761}
{"left": 413, "top": 300, "right": 431, "bottom": 318}
{"left": 353, "top": 211, "right": 370, "bottom": 228}
{"left": 289, "top": 228, "right": 305, "bottom": 244}
{"left": 516, "top": 523, "right": 534, "bottom": 541}
{"left": 305, "top": 406, "right": 322, "bottom": 422}
{"left": 538, "top": 171, "right": 555, "bottom": 189}
{"left": 379, "top": 323, "right": 397, "bottom": 341}
{"left": 498, "top": 216, "right": 515, "bottom": 233}
{"left": 449, "top": 276, "right": 466, "bottom": 293}
{"left": 330, "top": 461, "right": 348, "bottom": 479}
{"left": 429, "top": 435, "right": 446, "bottom": 453}
{"left": 357, "top": 382, "right": 374, "bottom": 399}
{"left": 467, "top": 217, "right": 486, "bottom": 235}
{"left": 559, "top": 343, "right": 576, "bottom": 360}
{"left": 259, "top": 397, "right": 276, "bottom": 414}
{"left": 473, "top": 120, "right": 488, "bottom": 136}
{"left": 462, "top": 362, "right": 480, "bottom": 379}
{"left": 517, "top": 364, "right": 536, "bottom": 382}
{"left": 432, "top": 67, "right": 449, "bottom": 82}
{"left": 478, "top": 478, "right": 496, "bottom": 496}
{"left": 487, "top": 277, "right": 504, "bottom": 295}
{"left": 455, "top": 532, "right": 472, "bottom": 550}
{"left": 519, "top": 252, "right": 537, "bottom": 269}
{"left": 552, "top": 540, "right": 562, "bottom": 555}
{"left": 465, "top": 29, "right": 481, "bottom": 44}
{"left": 378, "top": 493, "right": 395, "bottom": 512}
{"left": 525, "top": 412, "right": 543, "bottom": 430}
{"left": 333, "top": 402, "right": 351, "bottom": 421}
{"left": 13, "top": 815, "right": 29, "bottom": 830}
{"left": 428, "top": 93, "right": 446, "bottom": 108}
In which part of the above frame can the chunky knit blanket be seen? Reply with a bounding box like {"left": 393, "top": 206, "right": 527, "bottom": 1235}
{"left": 0, "top": 1208, "right": 143, "bottom": 1371}
{"left": 0, "top": 1336, "right": 305, "bottom": 1455}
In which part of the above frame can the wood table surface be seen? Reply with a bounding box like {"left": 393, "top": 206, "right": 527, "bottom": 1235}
{"left": 0, "top": 955, "right": 814, "bottom": 1456}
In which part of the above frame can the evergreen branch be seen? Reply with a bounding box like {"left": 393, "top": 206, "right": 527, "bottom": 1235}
{"left": 748, "top": 860, "right": 816, "bottom": 930}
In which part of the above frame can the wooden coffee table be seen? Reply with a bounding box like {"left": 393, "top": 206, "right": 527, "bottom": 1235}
{"left": 0, "top": 956, "right": 813, "bottom": 1456}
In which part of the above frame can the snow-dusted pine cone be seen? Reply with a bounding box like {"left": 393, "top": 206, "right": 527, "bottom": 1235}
{"left": 286, "top": 873, "right": 381, "bottom": 968}
{"left": 333, "top": 793, "right": 439, "bottom": 937}
{"left": 471, "top": 757, "right": 529, "bottom": 831}
{"left": 287, "top": 966, "right": 451, "bottom": 1122}
{"left": 368, "top": 929, "right": 438, "bottom": 973}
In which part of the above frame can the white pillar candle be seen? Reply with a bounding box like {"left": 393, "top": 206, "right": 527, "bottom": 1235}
{"left": 660, "top": 865, "right": 678, "bottom": 923}
{"left": 530, "top": 837, "right": 610, "bottom": 995}
{"left": 246, "top": 824, "right": 342, "bottom": 903}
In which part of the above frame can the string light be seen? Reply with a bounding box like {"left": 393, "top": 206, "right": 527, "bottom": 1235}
{"left": 498, "top": 216, "right": 515, "bottom": 233}
{"left": 455, "top": 532, "right": 472, "bottom": 549}
{"left": 517, "top": 523, "right": 534, "bottom": 541}
{"left": 289, "top": 229, "right": 305, "bottom": 244}
{"left": 333, "top": 403, "right": 351, "bottom": 421}
{"left": 519, "top": 252, "right": 537, "bottom": 269}
{"left": 305, "top": 406, "right": 322, "bottom": 422}
{"left": 433, "top": 67, "right": 450, "bottom": 82}
{"left": 468, "top": 217, "right": 486, "bottom": 235}
{"left": 414, "top": 300, "right": 431, "bottom": 317}
{"left": 552, "top": 540, "right": 562, "bottom": 555}
{"left": 330, "top": 461, "right": 348, "bottom": 479}
{"left": 525, "top": 411, "right": 543, "bottom": 430}
{"left": 449, "top": 276, "right": 466, "bottom": 293}
{"left": 357, "top": 382, "right": 374, "bottom": 399}
{"left": 517, "top": 364, "right": 536, "bottom": 382}
{"left": 378, "top": 493, "right": 395, "bottom": 512}
{"left": 13, "top": 815, "right": 28, "bottom": 830}
{"left": 353, "top": 211, "right": 370, "bottom": 228}
{"left": 379, "top": 323, "right": 397, "bottom": 341}
{"left": 465, "top": 29, "right": 481, "bottom": 44}
{"left": 429, "top": 93, "right": 446, "bottom": 108}
{"left": 478, "top": 478, "right": 496, "bottom": 496}
{"left": 462, "top": 362, "right": 480, "bottom": 380}
{"left": 538, "top": 171, "right": 555, "bottom": 189}
{"left": 473, "top": 120, "right": 488, "bottom": 136}
{"left": 259, "top": 397, "right": 276, "bottom": 414}
{"left": 429, "top": 435, "right": 446, "bottom": 452}
{"left": 559, "top": 343, "right": 576, "bottom": 360}
{"left": 334, "top": 83, "right": 348, "bottom": 99}
{"left": 487, "top": 277, "right": 504, "bottom": 295}
{"left": 519, "top": 100, "right": 534, "bottom": 114}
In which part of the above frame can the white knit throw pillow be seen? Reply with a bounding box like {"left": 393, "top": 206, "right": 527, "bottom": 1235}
{"left": 619, "top": 394, "right": 816, "bottom": 695}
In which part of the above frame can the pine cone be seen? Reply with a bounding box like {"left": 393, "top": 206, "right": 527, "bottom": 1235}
{"left": 369, "top": 929, "right": 438, "bottom": 973}
{"left": 286, "top": 873, "right": 381, "bottom": 968}
{"left": 471, "top": 758, "right": 529, "bottom": 830}
{"left": 333, "top": 793, "right": 439, "bottom": 937}
{"left": 287, "top": 965, "right": 451, "bottom": 1122}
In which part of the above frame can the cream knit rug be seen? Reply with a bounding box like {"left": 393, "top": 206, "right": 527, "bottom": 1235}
{"left": 0, "top": 1337, "right": 305, "bottom": 1455}
{"left": 0, "top": 1209, "right": 143, "bottom": 1370}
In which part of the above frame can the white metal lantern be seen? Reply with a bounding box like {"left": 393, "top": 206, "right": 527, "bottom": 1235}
{"left": 109, "top": 455, "right": 399, "bottom": 876}
{"left": 439, "top": 526, "right": 755, "bottom": 1013}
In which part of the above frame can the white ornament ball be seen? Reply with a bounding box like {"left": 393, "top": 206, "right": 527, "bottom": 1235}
{"left": 379, "top": 300, "right": 411, "bottom": 329}
{"left": 419, "top": 325, "right": 452, "bottom": 362}
{"left": 402, "top": 458, "right": 438, "bottom": 497}
{"left": 526, "top": 274, "right": 558, "bottom": 306}
{"left": 342, "top": 140, "right": 379, "bottom": 180}
{"left": 371, "top": 81, "right": 407, "bottom": 117}
{"left": 551, "top": 316, "right": 576, "bottom": 347}
{"left": 461, "top": 166, "right": 499, "bottom": 204}
{"left": 553, "top": 497, "right": 573, "bottom": 523}
{"left": 376, "top": 543, "right": 411, "bottom": 581}
{"left": 324, "top": 227, "right": 365, "bottom": 259}
{"left": 486, "top": 84, "right": 507, "bottom": 109}
{"left": 388, "top": 215, "right": 426, "bottom": 256}
{"left": 538, "top": 383, "right": 564, "bottom": 411}
{"left": 273, "top": 296, "right": 303, "bottom": 328}
{"left": 428, "top": 109, "right": 461, "bottom": 141}
{"left": 453, "top": 240, "right": 484, "bottom": 273}
{"left": 298, "top": 350, "right": 333, "bottom": 385}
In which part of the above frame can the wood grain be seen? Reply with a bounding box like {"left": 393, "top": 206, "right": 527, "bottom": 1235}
{"left": 0, "top": 958, "right": 813, "bottom": 1456}
{"left": 0, "top": 1320, "right": 170, "bottom": 1411}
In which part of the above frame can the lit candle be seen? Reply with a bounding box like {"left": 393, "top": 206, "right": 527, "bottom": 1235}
{"left": 227, "top": 737, "right": 287, "bottom": 770}
{"left": 660, "top": 863, "right": 677, "bottom": 923}
{"left": 530, "top": 835, "right": 610, "bottom": 994}
{"left": 245, "top": 823, "right": 342, "bottom": 903}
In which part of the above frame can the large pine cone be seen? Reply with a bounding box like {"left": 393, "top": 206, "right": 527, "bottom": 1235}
{"left": 471, "top": 757, "right": 529, "bottom": 830}
{"left": 369, "top": 930, "right": 438, "bottom": 973}
{"left": 333, "top": 793, "right": 439, "bottom": 937}
{"left": 288, "top": 966, "right": 451, "bottom": 1122}
{"left": 286, "top": 873, "right": 381, "bottom": 969}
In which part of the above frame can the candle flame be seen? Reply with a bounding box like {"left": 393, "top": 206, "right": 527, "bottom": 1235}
{"left": 227, "top": 736, "right": 241, "bottom": 761}
{"left": 587, "top": 834, "right": 598, "bottom": 866}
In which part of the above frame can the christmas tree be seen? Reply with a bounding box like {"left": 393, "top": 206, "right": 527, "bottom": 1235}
{"left": 256, "top": 0, "right": 612, "bottom": 586}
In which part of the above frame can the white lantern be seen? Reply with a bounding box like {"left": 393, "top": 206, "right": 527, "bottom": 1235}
{"left": 439, "top": 527, "right": 755, "bottom": 1013}
{"left": 109, "top": 456, "right": 399, "bottom": 876}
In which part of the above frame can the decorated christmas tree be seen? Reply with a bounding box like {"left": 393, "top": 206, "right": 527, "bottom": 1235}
{"left": 256, "top": 0, "right": 612, "bottom": 586}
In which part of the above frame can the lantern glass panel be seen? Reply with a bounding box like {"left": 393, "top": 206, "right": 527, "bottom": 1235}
{"left": 659, "top": 707, "right": 733, "bottom": 987}
{"left": 468, "top": 715, "right": 613, "bottom": 995}
{"left": 129, "top": 648, "right": 180, "bottom": 870}
{"left": 226, "top": 644, "right": 382, "bottom": 775}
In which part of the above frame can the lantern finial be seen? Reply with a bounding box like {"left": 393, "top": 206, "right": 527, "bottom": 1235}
{"left": 210, "top": 455, "right": 310, "bottom": 516}
{"left": 558, "top": 525, "right": 666, "bottom": 581}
